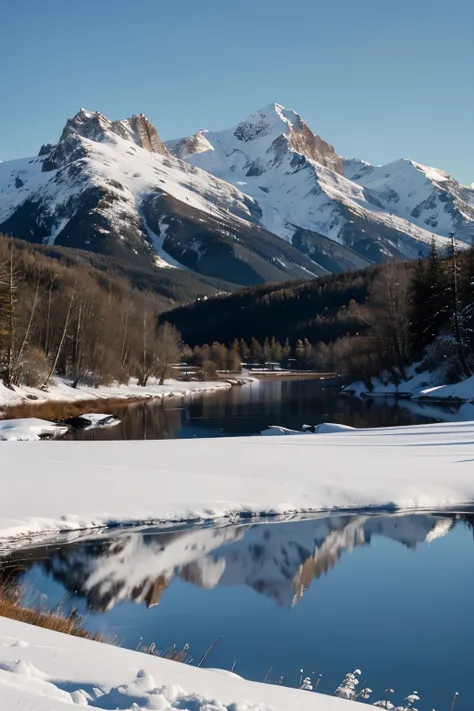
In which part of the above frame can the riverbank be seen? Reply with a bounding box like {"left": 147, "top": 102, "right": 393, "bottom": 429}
{"left": 247, "top": 370, "right": 345, "bottom": 383}
{"left": 0, "top": 377, "right": 241, "bottom": 418}
{"left": 0, "top": 616, "right": 362, "bottom": 711}
{"left": 343, "top": 367, "right": 474, "bottom": 404}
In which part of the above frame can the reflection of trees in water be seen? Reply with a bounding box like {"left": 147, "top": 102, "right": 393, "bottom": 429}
{"left": 73, "top": 402, "right": 183, "bottom": 441}
{"left": 68, "top": 382, "right": 444, "bottom": 442}
{"left": 119, "top": 403, "right": 182, "bottom": 440}
{"left": 460, "top": 513, "right": 474, "bottom": 536}
{"left": 185, "top": 385, "right": 431, "bottom": 436}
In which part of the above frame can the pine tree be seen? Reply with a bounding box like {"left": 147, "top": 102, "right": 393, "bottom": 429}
{"left": 239, "top": 339, "right": 250, "bottom": 364}
{"left": 409, "top": 257, "right": 430, "bottom": 358}
{"left": 250, "top": 337, "right": 262, "bottom": 363}
{"left": 445, "top": 234, "right": 471, "bottom": 376}
{"left": 423, "top": 240, "right": 449, "bottom": 344}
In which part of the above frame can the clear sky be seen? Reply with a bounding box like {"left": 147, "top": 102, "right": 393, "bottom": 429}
{"left": 2, "top": 0, "right": 473, "bottom": 184}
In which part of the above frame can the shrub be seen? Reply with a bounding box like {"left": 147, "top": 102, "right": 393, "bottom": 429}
{"left": 16, "top": 347, "right": 50, "bottom": 387}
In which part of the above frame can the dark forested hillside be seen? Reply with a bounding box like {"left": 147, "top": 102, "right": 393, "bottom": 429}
{"left": 6, "top": 240, "right": 238, "bottom": 304}
{"left": 160, "top": 267, "right": 380, "bottom": 346}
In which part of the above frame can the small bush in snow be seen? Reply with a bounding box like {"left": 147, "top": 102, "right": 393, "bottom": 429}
{"left": 335, "top": 669, "right": 361, "bottom": 700}
{"left": 15, "top": 347, "right": 50, "bottom": 388}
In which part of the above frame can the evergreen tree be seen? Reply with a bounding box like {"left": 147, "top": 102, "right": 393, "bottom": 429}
{"left": 238, "top": 338, "right": 250, "bottom": 364}
{"left": 270, "top": 336, "right": 283, "bottom": 363}
{"left": 445, "top": 235, "right": 472, "bottom": 376}
{"left": 250, "top": 337, "right": 262, "bottom": 363}
{"left": 423, "top": 240, "right": 449, "bottom": 345}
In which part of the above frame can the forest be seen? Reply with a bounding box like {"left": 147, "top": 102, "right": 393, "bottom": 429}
{"left": 0, "top": 237, "right": 183, "bottom": 389}
{"left": 1, "top": 235, "right": 473, "bottom": 391}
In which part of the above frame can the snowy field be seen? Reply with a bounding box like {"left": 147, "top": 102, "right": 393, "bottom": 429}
{"left": 0, "top": 377, "right": 233, "bottom": 409}
{"left": 1, "top": 422, "right": 474, "bottom": 710}
{"left": 0, "top": 617, "right": 365, "bottom": 711}
{"left": 1, "top": 421, "right": 474, "bottom": 543}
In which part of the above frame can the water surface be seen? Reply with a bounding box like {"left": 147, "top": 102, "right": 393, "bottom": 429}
{"left": 67, "top": 379, "right": 465, "bottom": 440}
{"left": 4, "top": 512, "right": 473, "bottom": 711}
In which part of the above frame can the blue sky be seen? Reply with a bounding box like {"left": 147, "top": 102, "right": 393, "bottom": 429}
{"left": 2, "top": 0, "right": 472, "bottom": 184}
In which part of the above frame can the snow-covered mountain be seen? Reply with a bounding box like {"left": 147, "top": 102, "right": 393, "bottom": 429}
{"left": 22, "top": 515, "right": 455, "bottom": 612}
{"left": 167, "top": 103, "right": 474, "bottom": 262}
{"left": 344, "top": 157, "right": 474, "bottom": 245}
{"left": 1, "top": 104, "right": 472, "bottom": 287}
{"left": 0, "top": 110, "right": 330, "bottom": 286}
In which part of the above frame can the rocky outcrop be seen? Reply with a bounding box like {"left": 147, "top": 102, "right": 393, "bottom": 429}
{"left": 287, "top": 117, "right": 343, "bottom": 174}
{"left": 118, "top": 114, "right": 169, "bottom": 155}
{"left": 165, "top": 130, "right": 213, "bottom": 160}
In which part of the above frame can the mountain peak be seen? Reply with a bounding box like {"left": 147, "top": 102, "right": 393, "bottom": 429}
{"left": 230, "top": 103, "right": 343, "bottom": 174}
{"left": 59, "top": 109, "right": 168, "bottom": 156}
{"left": 232, "top": 103, "right": 300, "bottom": 143}
{"left": 166, "top": 130, "right": 214, "bottom": 160}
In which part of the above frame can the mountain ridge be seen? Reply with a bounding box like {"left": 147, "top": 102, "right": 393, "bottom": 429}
{"left": 1, "top": 103, "right": 472, "bottom": 288}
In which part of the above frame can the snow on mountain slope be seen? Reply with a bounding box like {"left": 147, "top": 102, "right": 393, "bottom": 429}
{"left": 0, "top": 109, "right": 326, "bottom": 285}
{"left": 167, "top": 103, "right": 470, "bottom": 262}
{"left": 346, "top": 157, "right": 474, "bottom": 244}
{"left": 2, "top": 104, "right": 471, "bottom": 286}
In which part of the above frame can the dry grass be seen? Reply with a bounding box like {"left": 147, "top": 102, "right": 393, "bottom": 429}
{"left": 0, "top": 582, "right": 194, "bottom": 662}
{"left": 0, "top": 397, "right": 144, "bottom": 422}
{"left": 0, "top": 582, "right": 111, "bottom": 642}
{"left": 136, "top": 641, "right": 192, "bottom": 663}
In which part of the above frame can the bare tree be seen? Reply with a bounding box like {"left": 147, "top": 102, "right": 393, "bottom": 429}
{"left": 356, "top": 263, "right": 411, "bottom": 379}
{"left": 154, "top": 322, "right": 182, "bottom": 385}
{"left": 0, "top": 244, "right": 20, "bottom": 386}
{"left": 42, "top": 281, "right": 76, "bottom": 388}
{"left": 12, "top": 278, "right": 40, "bottom": 384}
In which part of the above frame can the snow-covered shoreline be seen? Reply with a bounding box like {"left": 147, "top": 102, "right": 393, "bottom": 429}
{"left": 343, "top": 369, "right": 474, "bottom": 404}
{"left": 0, "top": 376, "right": 238, "bottom": 411}
{"left": 0, "top": 617, "right": 363, "bottom": 711}
{"left": 1, "top": 421, "right": 474, "bottom": 545}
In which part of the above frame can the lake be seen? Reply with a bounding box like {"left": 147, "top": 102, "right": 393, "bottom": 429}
{"left": 66, "top": 378, "right": 464, "bottom": 441}
{"left": 3, "top": 512, "right": 472, "bottom": 711}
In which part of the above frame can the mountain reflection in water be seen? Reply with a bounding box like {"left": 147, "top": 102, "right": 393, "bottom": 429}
{"left": 6, "top": 513, "right": 462, "bottom": 612}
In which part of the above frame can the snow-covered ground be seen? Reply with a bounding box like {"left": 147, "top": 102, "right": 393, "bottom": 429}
{"left": 0, "top": 377, "right": 234, "bottom": 410}
{"left": 344, "top": 368, "right": 474, "bottom": 403}
{"left": 0, "top": 418, "right": 69, "bottom": 441}
{"left": 0, "top": 617, "right": 363, "bottom": 711}
{"left": 1, "top": 421, "right": 474, "bottom": 543}
{"left": 261, "top": 423, "right": 354, "bottom": 435}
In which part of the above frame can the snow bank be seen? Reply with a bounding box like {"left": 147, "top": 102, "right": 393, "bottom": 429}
{"left": 0, "top": 418, "right": 68, "bottom": 441}
{"left": 0, "top": 377, "right": 233, "bottom": 409}
{"left": 1, "top": 421, "right": 474, "bottom": 542}
{"left": 260, "top": 425, "right": 304, "bottom": 435}
{"left": 0, "top": 617, "right": 360, "bottom": 711}
{"left": 344, "top": 367, "right": 474, "bottom": 403}
{"left": 261, "top": 423, "right": 354, "bottom": 436}
{"left": 419, "top": 375, "right": 474, "bottom": 401}
{"left": 313, "top": 423, "right": 354, "bottom": 433}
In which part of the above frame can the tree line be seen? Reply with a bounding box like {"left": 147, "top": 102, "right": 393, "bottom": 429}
{"left": 314, "top": 239, "right": 474, "bottom": 386}
{"left": 1, "top": 233, "right": 472, "bottom": 392}
{"left": 180, "top": 239, "right": 474, "bottom": 385}
{"left": 0, "top": 236, "right": 182, "bottom": 389}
